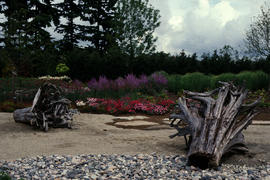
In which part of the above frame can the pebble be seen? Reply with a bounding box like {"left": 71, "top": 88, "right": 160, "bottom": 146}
{"left": 0, "top": 154, "right": 269, "bottom": 179}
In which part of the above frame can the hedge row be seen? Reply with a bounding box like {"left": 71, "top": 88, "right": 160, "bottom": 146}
{"left": 167, "top": 71, "right": 269, "bottom": 93}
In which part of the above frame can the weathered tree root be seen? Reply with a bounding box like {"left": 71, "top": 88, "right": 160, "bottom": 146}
{"left": 169, "top": 82, "right": 260, "bottom": 169}
{"left": 13, "top": 82, "right": 77, "bottom": 132}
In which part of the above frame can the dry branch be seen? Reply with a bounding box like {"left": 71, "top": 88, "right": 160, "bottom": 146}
{"left": 13, "top": 83, "right": 76, "bottom": 132}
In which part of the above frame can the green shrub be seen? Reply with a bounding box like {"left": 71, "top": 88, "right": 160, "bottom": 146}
{"left": 56, "top": 63, "right": 70, "bottom": 75}
{"left": 154, "top": 70, "right": 170, "bottom": 78}
{"left": 212, "top": 73, "right": 237, "bottom": 88}
{"left": 180, "top": 72, "right": 213, "bottom": 92}
{"left": 168, "top": 74, "right": 182, "bottom": 93}
{"left": 167, "top": 71, "right": 269, "bottom": 93}
{"left": 236, "top": 71, "right": 269, "bottom": 91}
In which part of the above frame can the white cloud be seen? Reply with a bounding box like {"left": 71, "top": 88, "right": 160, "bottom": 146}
{"left": 150, "top": 0, "right": 265, "bottom": 55}
{"left": 211, "top": 1, "right": 239, "bottom": 27}
{"left": 169, "top": 16, "right": 183, "bottom": 31}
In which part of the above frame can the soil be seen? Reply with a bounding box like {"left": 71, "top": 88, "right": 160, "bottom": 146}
{"left": 0, "top": 112, "right": 270, "bottom": 167}
{"left": 254, "top": 108, "right": 270, "bottom": 121}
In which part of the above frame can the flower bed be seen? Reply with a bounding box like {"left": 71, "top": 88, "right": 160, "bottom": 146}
{"left": 76, "top": 97, "right": 175, "bottom": 115}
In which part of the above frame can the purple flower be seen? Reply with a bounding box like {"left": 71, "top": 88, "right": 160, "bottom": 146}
{"left": 125, "top": 74, "right": 140, "bottom": 89}
{"left": 97, "top": 76, "right": 110, "bottom": 90}
{"left": 115, "top": 77, "right": 126, "bottom": 89}
{"left": 87, "top": 78, "right": 98, "bottom": 89}
{"left": 72, "top": 79, "right": 84, "bottom": 90}
{"left": 151, "top": 73, "right": 168, "bottom": 85}
{"left": 139, "top": 74, "right": 148, "bottom": 84}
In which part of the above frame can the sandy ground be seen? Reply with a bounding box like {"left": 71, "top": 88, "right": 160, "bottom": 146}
{"left": 0, "top": 112, "right": 270, "bottom": 166}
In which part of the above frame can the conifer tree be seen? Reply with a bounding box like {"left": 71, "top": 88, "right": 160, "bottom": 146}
{"left": 55, "top": 0, "right": 82, "bottom": 52}
{"left": 79, "top": 0, "right": 118, "bottom": 53}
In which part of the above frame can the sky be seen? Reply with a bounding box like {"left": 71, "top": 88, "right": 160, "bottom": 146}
{"left": 149, "top": 0, "right": 266, "bottom": 55}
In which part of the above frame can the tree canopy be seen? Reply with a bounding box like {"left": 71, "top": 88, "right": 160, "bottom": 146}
{"left": 245, "top": 2, "right": 270, "bottom": 57}
{"left": 114, "top": 0, "right": 161, "bottom": 58}
{"left": 0, "top": 0, "right": 269, "bottom": 80}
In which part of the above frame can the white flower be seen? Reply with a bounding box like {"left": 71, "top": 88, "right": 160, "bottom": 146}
{"left": 38, "top": 75, "right": 71, "bottom": 81}
{"left": 76, "top": 101, "right": 86, "bottom": 106}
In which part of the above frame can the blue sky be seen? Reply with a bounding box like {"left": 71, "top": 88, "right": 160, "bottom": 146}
{"left": 149, "top": 0, "right": 266, "bottom": 55}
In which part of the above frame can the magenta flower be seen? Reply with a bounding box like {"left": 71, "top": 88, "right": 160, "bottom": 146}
{"left": 151, "top": 73, "right": 168, "bottom": 85}
{"left": 97, "top": 76, "right": 111, "bottom": 90}
{"left": 125, "top": 74, "right": 140, "bottom": 89}
{"left": 115, "top": 77, "right": 126, "bottom": 89}
{"left": 87, "top": 78, "right": 98, "bottom": 89}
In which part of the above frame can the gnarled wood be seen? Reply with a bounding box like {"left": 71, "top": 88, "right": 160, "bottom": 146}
{"left": 13, "top": 83, "right": 76, "bottom": 132}
{"left": 170, "top": 82, "right": 260, "bottom": 169}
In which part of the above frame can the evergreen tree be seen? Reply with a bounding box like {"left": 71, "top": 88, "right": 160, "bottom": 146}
{"left": 55, "top": 0, "right": 82, "bottom": 52}
{"left": 27, "top": 0, "right": 59, "bottom": 49}
{"left": 0, "top": 0, "right": 60, "bottom": 76}
{"left": 0, "top": 0, "right": 31, "bottom": 76}
{"left": 79, "top": 0, "right": 118, "bottom": 53}
{"left": 0, "top": 0, "right": 28, "bottom": 49}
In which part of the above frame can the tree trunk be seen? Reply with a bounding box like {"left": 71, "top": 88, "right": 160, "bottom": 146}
{"left": 13, "top": 107, "right": 35, "bottom": 124}
{"left": 170, "top": 82, "right": 260, "bottom": 169}
{"left": 13, "top": 83, "right": 76, "bottom": 132}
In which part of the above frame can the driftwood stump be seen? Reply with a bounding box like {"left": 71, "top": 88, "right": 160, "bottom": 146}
{"left": 170, "top": 82, "right": 260, "bottom": 169}
{"left": 13, "top": 83, "right": 76, "bottom": 132}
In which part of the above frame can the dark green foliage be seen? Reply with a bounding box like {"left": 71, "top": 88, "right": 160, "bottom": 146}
{"left": 102, "top": 47, "right": 129, "bottom": 79}
{"left": 66, "top": 48, "right": 103, "bottom": 81}
{"left": 235, "top": 71, "right": 269, "bottom": 91}
{"left": 211, "top": 73, "right": 237, "bottom": 88}
{"left": 167, "top": 71, "right": 269, "bottom": 93}
{"left": 0, "top": 0, "right": 59, "bottom": 77}
{"left": 114, "top": 0, "right": 161, "bottom": 57}
{"left": 55, "top": 0, "right": 82, "bottom": 52}
{"left": 167, "top": 73, "right": 212, "bottom": 93}
{"left": 79, "top": 0, "right": 118, "bottom": 53}
{"left": 168, "top": 74, "right": 182, "bottom": 93}
{"left": 180, "top": 72, "right": 213, "bottom": 92}
{"left": 0, "top": 171, "right": 11, "bottom": 180}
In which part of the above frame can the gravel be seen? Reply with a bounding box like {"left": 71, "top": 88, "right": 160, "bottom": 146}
{"left": 0, "top": 154, "right": 269, "bottom": 180}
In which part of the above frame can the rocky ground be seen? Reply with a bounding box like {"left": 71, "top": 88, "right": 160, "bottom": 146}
{"left": 1, "top": 154, "right": 269, "bottom": 180}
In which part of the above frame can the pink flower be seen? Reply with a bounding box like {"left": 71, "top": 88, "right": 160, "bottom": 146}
{"left": 81, "top": 97, "right": 175, "bottom": 115}
{"left": 87, "top": 98, "right": 98, "bottom": 103}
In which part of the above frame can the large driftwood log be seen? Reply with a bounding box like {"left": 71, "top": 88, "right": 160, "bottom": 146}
{"left": 13, "top": 83, "right": 76, "bottom": 132}
{"left": 170, "top": 82, "right": 260, "bottom": 169}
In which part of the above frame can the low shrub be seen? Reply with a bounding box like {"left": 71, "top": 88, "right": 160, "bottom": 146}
{"left": 236, "top": 71, "right": 269, "bottom": 91}
{"left": 168, "top": 74, "right": 182, "bottom": 93}
{"left": 211, "top": 73, "right": 236, "bottom": 88}
{"left": 168, "top": 71, "right": 269, "bottom": 92}
{"left": 180, "top": 72, "right": 213, "bottom": 92}
{"left": 167, "top": 72, "right": 213, "bottom": 93}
